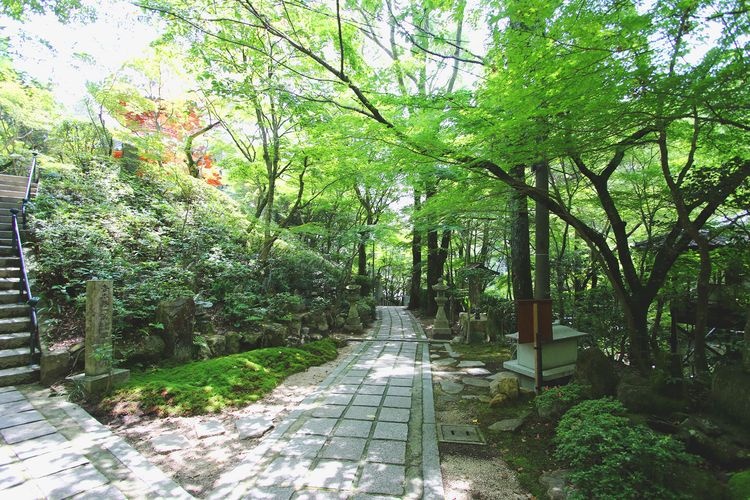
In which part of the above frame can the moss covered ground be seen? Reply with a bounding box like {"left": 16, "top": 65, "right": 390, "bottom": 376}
{"left": 101, "top": 339, "right": 337, "bottom": 417}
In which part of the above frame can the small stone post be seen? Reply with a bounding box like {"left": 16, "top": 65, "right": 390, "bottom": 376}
{"left": 345, "top": 284, "right": 363, "bottom": 333}
{"left": 432, "top": 279, "right": 452, "bottom": 339}
{"left": 72, "top": 280, "right": 129, "bottom": 396}
{"left": 85, "top": 280, "right": 113, "bottom": 376}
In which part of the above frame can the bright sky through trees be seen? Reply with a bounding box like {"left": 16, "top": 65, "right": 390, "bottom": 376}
{"left": 2, "top": 0, "right": 159, "bottom": 113}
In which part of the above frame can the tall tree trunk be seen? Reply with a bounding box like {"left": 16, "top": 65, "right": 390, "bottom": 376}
{"left": 534, "top": 161, "right": 550, "bottom": 300}
{"left": 408, "top": 189, "right": 422, "bottom": 311}
{"left": 650, "top": 297, "right": 665, "bottom": 353}
{"left": 357, "top": 231, "right": 371, "bottom": 297}
{"left": 743, "top": 306, "right": 750, "bottom": 373}
{"left": 692, "top": 244, "right": 711, "bottom": 377}
{"left": 258, "top": 178, "right": 275, "bottom": 261}
{"left": 622, "top": 296, "right": 652, "bottom": 371}
{"left": 358, "top": 239, "right": 367, "bottom": 276}
{"left": 510, "top": 164, "right": 533, "bottom": 301}
{"left": 425, "top": 182, "right": 441, "bottom": 315}
{"left": 426, "top": 226, "right": 440, "bottom": 316}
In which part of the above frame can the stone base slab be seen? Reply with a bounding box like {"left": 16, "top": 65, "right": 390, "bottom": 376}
{"left": 69, "top": 368, "right": 130, "bottom": 396}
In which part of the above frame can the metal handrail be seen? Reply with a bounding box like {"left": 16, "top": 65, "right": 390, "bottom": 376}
{"left": 10, "top": 209, "right": 40, "bottom": 359}
{"left": 21, "top": 152, "right": 37, "bottom": 228}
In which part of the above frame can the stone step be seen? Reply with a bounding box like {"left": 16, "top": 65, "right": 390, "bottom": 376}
{"left": 0, "top": 174, "right": 36, "bottom": 186}
{"left": 0, "top": 268, "right": 20, "bottom": 278}
{"left": 0, "top": 317, "right": 31, "bottom": 333}
{"left": 0, "top": 332, "right": 30, "bottom": 349}
{"left": 0, "top": 291, "right": 22, "bottom": 304}
{"left": 0, "top": 203, "right": 21, "bottom": 211}
{"left": 0, "top": 364, "right": 39, "bottom": 386}
{"left": 0, "top": 247, "right": 17, "bottom": 257}
{"left": 0, "top": 190, "right": 33, "bottom": 198}
{"left": 0, "top": 347, "right": 30, "bottom": 369}
{"left": 0, "top": 304, "right": 29, "bottom": 319}
{"left": 0, "top": 257, "right": 19, "bottom": 267}
{"left": 0, "top": 277, "right": 20, "bottom": 289}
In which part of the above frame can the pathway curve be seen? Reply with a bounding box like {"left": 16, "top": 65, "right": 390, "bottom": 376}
{"left": 210, "top": 306, "right": 444, "bottom": 499}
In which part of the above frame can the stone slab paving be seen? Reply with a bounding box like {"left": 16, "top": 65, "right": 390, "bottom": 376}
{"left": 211, "top": 306, "right": 444, "bottom": 499}
{"left": 0, "top": 386, "right": 193, "bottom": 499}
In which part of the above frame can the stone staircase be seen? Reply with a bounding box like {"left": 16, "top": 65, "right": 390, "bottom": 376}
{"left": 0, "top": 173, "right": 39, "bottom": 386}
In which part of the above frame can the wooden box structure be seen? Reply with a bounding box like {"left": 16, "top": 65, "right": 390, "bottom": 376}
{"left": 516, "top": 299, "right": 553, "bottom": 344}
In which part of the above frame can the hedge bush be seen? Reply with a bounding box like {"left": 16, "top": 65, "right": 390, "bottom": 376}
{"left": 555, "top": 398, "right": 699, "bottom": 499}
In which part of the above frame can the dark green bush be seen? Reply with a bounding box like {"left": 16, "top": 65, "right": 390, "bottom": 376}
{"left": 356, "top": 296, "right": 376, "bottom": 324}
{"left": 264, "top": 247, "right": 343, "bottom": 295}
{"left": 266, "top": 292, "right": 304, "bottom": 322}
{"left": 729, "top": 470, "right": 750, "bottom": 500}
{"left": 555, "top": 398, "right": 699, "bottom": 499}
{"left": 30, "top": 158, "right": 345, "bottom": 344}
{"left": 534, "top": 382, "right": 590, "bottom": 419}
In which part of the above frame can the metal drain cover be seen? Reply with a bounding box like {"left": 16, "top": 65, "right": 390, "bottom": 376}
{"left": 437, "top": 424, "right": 486, "bottom": 445}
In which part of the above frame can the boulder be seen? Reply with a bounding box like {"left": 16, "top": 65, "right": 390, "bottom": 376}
{"left": 574, "top": 347, "right": 618, "bottom": 397}
{"left": 539, "top": 470, "right": 571, "bottom": 500}
{"left": 334, "top": 315, "right": 346, "bottom": 329}
{"left": 305, "top": 310, "right": 329, "bottom": 333}
{"left": 261, "top": 322, "right": 287, "bottom": 347}
{"left": 206, "top": 335, "right": 226, "bottom": 357}
{"left": 489, "top": 394, "right": 509, "bottom": 407}
{"left": 127, "top": 335, "right": 166, "bottom": 363}
{"left": 225, "top": 332, "right": 241, "bottom": 355}
{"left": 156, "top": 297, "right": 196, "bottom": 363}
{"left": 616, "top": 372, "right": 685, "bottom": 415}
{"left": 712, "top": 365, "right": 750, "bottom": 427}
{"left": 40, "top": 350, "right": 71, "bottom": 385}
{"left": 240, "top": 332, "right": 263, "bottom": 350}
{"left": 677, "top": 417, "right": 750, "bottom": 468}
{"left": 489, "top": 372, "right": 519, "bottom": 400}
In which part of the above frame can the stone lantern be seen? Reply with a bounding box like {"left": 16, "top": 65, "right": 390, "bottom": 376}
{"left": 432, "top": 278, "right": 452, "bottom": 339}
{"left": 345, "top": 284, "right": 363, "bottom": 333}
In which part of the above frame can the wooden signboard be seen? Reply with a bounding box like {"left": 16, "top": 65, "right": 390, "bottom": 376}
{"left": 516, "top": 299, "right": 553, "bottom": 344}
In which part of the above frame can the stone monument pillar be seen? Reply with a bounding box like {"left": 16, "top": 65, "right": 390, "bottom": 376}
{"left": 71, "top": 280, "right": 129, "bottom": 396}
{"left": 345, "top": 284, "right": 363, "bottom": 333}
{"left": 85, "top": 280, "right": 113, "bottom": 377}
{"left": 432, "top": 279, "right": 452, "bottom": 340}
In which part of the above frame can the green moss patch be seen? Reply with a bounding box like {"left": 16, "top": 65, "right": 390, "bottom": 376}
{"left": 102, "top": 339, "right": 337, "bottom": 416}
{"left": 451, "top": 343, "right": 512, "bottom": 367}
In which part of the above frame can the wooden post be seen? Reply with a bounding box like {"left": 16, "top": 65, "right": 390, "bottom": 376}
{"left": 533, "top": 302, "right": 543, "bottom": 393}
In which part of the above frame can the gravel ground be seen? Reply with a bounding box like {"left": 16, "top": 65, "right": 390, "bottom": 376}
{"left": 98, "top": 341, "right": 358, "bottom": 498}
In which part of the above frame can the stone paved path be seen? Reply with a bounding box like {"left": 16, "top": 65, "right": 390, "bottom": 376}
{"left": 0, "top": 306, "right": 442, "bottom": 499}
{"left": 211, "top": 306, "right": 444, "bottom": 499}
{"left": 0, "top": 385, "right": 191, "bottom": 499}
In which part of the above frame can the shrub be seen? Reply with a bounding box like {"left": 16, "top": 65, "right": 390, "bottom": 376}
{"left": 356, "top": 296, "right": 376, "bottom": 324}
{"left": 729, "top": 470, "right": 750, "bottom": 500}
{"left": 266, "top": 292, "right": 304, "bottom": 322}
{"left": 555, "top": 398, "right": 698, "bottom": 499}
{"left": 534, "top": 382, "right": 590, "bottom": 419}
{"left": 264, "top": 246, "right": 343, "bottom": 295}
